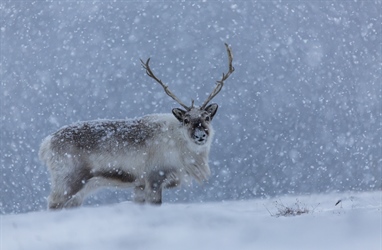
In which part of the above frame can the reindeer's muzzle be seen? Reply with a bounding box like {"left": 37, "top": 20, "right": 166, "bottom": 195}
{"left": 193, "top": 127, "right": 208, "bottom": 145}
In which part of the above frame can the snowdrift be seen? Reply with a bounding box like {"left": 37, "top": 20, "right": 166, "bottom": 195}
{"left": 2, "top": 191, "right": 381, "bottom": 250}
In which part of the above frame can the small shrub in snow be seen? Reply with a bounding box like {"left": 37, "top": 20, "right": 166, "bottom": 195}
{"left": 266, "top": 199, "right": 311, "bottom": 217}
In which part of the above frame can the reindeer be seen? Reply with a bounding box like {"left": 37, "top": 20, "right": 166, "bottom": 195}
{"left": 39, "top": 44, "right": 234, "bottom": 209}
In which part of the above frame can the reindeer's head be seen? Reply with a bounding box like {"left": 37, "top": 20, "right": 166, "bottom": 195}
{"left": 141, "top": 43, "right": 234, "bottom": 146}
{"left": 172, "top": 104, "right": 218, "bottom": 145}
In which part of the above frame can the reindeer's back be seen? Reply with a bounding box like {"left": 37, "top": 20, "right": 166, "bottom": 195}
{"left": 39, "top": 114, "right": 179, "bottom": 163}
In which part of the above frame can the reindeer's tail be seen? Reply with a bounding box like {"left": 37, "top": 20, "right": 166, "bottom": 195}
{"left": 38, "top": 135, "right": 53, "bottom": 167}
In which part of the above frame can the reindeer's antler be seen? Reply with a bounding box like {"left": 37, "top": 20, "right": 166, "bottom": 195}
{"left": 200, "top": 43, "right": 234, "bottom": 109}
{"left": 140, "top": 58, "right": 191, "bottom": 110}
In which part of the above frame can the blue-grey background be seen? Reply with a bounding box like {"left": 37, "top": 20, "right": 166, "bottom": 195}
{"left": 1, "top": 1, "right": 381, "bottom": 214}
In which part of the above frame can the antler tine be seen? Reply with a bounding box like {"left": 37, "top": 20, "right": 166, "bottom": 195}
{"left": 140, "top": 58, "right": 191, "bottom": 110}
{"left": 201, "top": 43, "right": 235, "bottom": 109}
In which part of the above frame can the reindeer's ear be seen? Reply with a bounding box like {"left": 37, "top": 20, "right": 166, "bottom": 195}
{"left": 172, "top": 108, "right": 186, "bottom": 122}
{"left": 204, "top": 103, "right": 218, "bottom": 120}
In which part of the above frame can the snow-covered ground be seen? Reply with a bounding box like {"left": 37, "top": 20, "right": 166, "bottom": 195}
{"left": 2, "top": 191, "right": 381, "bottom": 250}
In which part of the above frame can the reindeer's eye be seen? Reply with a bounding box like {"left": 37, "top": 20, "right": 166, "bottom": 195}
{"left": 205, "top": 116, "right": 210, "bottom": 122}
{"left": 184, "top": 118, "right": 190, "bottom": 124}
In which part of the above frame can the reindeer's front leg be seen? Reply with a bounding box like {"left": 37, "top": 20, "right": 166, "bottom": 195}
{"left": 145, "top": 171, "right": 165, "bottom": 205}
{"left": 133, "top": 185, "right": 146, "bottom": 204}
{"left": 145, "top": 169, "right": 179, "bottom": 205}
{"left": 145, "top": 187, "right": 163, "bottom": 205}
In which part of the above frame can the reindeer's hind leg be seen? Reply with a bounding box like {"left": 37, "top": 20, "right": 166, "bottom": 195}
{"left": 65, "top": 169, "right": 138, "bottom": 207}
{"left": 48, "top": 165, "right": 93, "bottom": 210}
{"left": 48, "top": 177, "right": 74, "bottom": 210}
{"left": 48, "top": 188, "right": 69, "bottom": 210}
{"left": 63, "top": 177, "right": 102, "bottom": 208}
{"left": 48, "top": 184, "right": 82, "bottom": 210}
